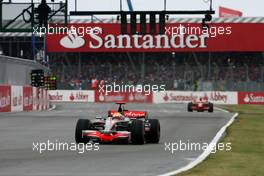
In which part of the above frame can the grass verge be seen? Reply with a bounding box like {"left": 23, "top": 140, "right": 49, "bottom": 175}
{"left": 177, "top": 105, "right": 264, "bottom": 176}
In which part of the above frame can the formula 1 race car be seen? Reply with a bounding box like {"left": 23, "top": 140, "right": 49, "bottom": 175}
{"left": 187, "top": 98, "right": 214, "bottom": 112}
{"left": 75, "top": 102, "right": 160, "bottom": 144}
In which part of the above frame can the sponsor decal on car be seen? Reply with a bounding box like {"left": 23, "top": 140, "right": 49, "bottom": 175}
{"left": 95, "top": 91, "right": 153, "bottom": 103}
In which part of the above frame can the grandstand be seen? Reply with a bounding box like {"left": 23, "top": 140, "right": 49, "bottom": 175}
{"left": 47, "top": 52, "right": 264, "bottom": 91}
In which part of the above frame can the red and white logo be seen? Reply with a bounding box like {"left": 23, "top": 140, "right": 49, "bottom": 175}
{"left": 23, "top": 86, "right": 33, "bottom": 111}
{"left": 69, "top": 92, "right": 89, "bottom": 101}
{"left": 60, "top": 29, "right": 85, "bottom": 49}
{"left": 95, "top": 91, "right": 153, "bottom": 103}
{"left": 11, "top": 86, "right": 23, "bottom": 112}
{"left": 155, "top": 91, "right": 237, "bottom": 104}
{"left": 0, "top": 85, "right": 11, "bottom": 112}
{"left": 59, "top": 27, "right": 102, "bottom": 49}
{"left": 48, "top": 90, "right": 94, "bottom": 102}
{"left": 49, "top": 92, "right": 63, "bottom": 101}
{"left": 238, "top": 92, "right": 264, "bottom": 105}
{"left": 69, "top": 93, "right": 75, "bottom": 101}
{"left": 124, "top": 111, "right": 146, "bottom": 117}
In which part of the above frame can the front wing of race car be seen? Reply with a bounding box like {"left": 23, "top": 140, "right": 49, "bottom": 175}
{"left": 82, "top": 130, "right": 131, "bottom": 143}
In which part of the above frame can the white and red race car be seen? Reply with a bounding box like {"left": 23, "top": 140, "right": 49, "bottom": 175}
{"left": 187, "top": 98, "right": 214, "bottom": 112}
{"left": 75, "top": 102, "right": 160, "bottom": 144}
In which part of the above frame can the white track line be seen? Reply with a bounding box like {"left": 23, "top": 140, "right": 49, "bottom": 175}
{"left": 215, "top": 107, "right": 230, "bottom": 113}
{"left": 48, "top": 104, "right": 57, "bottom": 111}
{"left": 159, "top": 110, "right": 239, "bottom": 176}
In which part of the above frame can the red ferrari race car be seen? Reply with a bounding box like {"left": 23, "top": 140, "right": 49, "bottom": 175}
{"left": 187, "top": 98, "right": 214, "bottom": 112}
{"left": 75, "top": 102, "right": 160, "bottom": 144}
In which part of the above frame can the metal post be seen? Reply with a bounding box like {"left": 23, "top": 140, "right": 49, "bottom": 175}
{"left": 31, "top": 34, "right": 36, "bottom": 60}
{"left": 172, "top": 60, "right": 176, "bottom": 90}
{"left": 141, "top": 53, "right": 145, "bottom": 82}
{"left": 210, "top": 0, "right": 213, "bottom": 11}
{"left": 8, "top": 40, "right": 11, "bottom": 56}
{"left": 31, "top": 0, "right": 34, "bottom": 30}
{"left": 65, "top": 0, "right": 68, "bottom": 25}
{"left": 0, "top": 1, "right": 2, "bottom": 30}
{"left": 172, "top": 59, "right": 175, "bottom": 80}
{"left": 109, "top": 63, "right": 112, "bottom": 79}
{"left": 164, "top": 0, "right": 167, "bottom": 11}
{"left": 78, "top": 53, "right": 81, "bottom": 77}
{"left": 208, "top": 52, "right": 211, "bottom": 80}
{"left": 30, "top": 0, "right": 36, "bottom": 60}
{"left": 17, "top": 38, "right": 19, "bottom": 57}
{"left": 44, "top": 34, "right": 47, "bottom": 64}
{"left": 75, "top": 0, "right": 77, "bottom": 11}
{"left": 260, "top": 66, "right": 264, "bottom": 91}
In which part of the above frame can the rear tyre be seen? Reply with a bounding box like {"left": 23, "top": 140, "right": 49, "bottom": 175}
{"left": 131, "top": 120, "right": 145, "bottom": 145}
{"left": 75, "top": 119, "right": 91, "bottom": 144}
{"left": 208, "top": 103, "right": 214, "bottom": 113}
{"left": 146, "top": 119, "right": 160, "bottom": 143}
{"left": 187, "top": 103, "right": 193, "bottom": 112}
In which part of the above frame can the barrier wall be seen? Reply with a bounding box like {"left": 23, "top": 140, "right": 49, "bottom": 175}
{"left": 48, "top": 90, "right": 264, "bottom": 105}
{"left": 238, "top": 92, "right": 264, "bottom": 105}
{"left": 49, "top": 90, "right": 94, "bottom": 102}
{"left": 0, "top": 85, "right": 11, "bottom": 112}
{"left": 0, "top": 55, "right": 50, "bottom": 86}
{"left": 153, "top": 91, "right": 238, "bottom": 105}
{"left": 0, "top": 85, "right": 49, "bottom": 112}
{"left": 2, "top": 89, "right": 262, "bottom": 113}
{"left": 2, "top": 88, "right": 262, "bottom": 113}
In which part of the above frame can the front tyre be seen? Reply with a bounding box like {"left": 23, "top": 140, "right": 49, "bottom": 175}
{"left": 146, "top": 119, "right": 160, "bottom": 143}
{"left": 208, "top": 103, "right": 214, "bottom": 113}
{"left": 131, "top": 120, "right": 145, "bottom": 145}
{"left": 75, "top": 119, "right": 91, "bottom": 144}
{"left": 188, "top": 103, "right": 193, "bottom": 112}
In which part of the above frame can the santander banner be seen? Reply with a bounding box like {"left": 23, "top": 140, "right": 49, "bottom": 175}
{"left": 95, "top": 91, "right": 153, "bottom": 103}
{"left": 238, "top": 92, "right": 264, "bottom": 105}
{"left": 46, "top": 23, "right": 264, "bottom": 52}
{"left": 48, "top": 90, "right": 94, "bottom": 102}
{"left": 11, "top": 86, "right": 23, "bottom": 112}
{"left": 153, "top": 91, "right": 238, "bottom": 104}
{"left": 0, "top": 85, "right": 49, "bottom": 113}
{"left": 23, "top": 86, "right": 33, "bottom": 111}
{"left": 219, "top": 6, "right": 243, "bottom": 17}
{"left": 0, "top": 85, "right": 11, "bottom": 112}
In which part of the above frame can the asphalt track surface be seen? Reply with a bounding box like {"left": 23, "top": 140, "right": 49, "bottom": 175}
{"left": 0, "top": 103, "right": 235, "bottom": 176}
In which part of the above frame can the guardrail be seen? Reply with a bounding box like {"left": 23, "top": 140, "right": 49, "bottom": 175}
{"left": 48, "top": 90, "right": 264, "bottom": 105}
{"left": 1, "top": 88, "right": 263, "bottom": 113}
{"left": 0, "top": 85, "right": 49, "bottom": 112}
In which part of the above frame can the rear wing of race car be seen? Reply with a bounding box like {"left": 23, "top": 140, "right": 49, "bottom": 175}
{"left": 108, "top": 110, "right": 148, "bottom": 119}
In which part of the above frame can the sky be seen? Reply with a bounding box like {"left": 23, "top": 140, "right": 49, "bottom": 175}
{"left": 9, "top": 0, "right": 264, "bottom": 17}
{"left": 71, "top": 0, "right": 263, "bottom": 17}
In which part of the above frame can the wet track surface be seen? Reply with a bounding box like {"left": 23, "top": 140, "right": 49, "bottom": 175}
{"left": 0, "top": 103, "right": 235, "bottom": 176}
